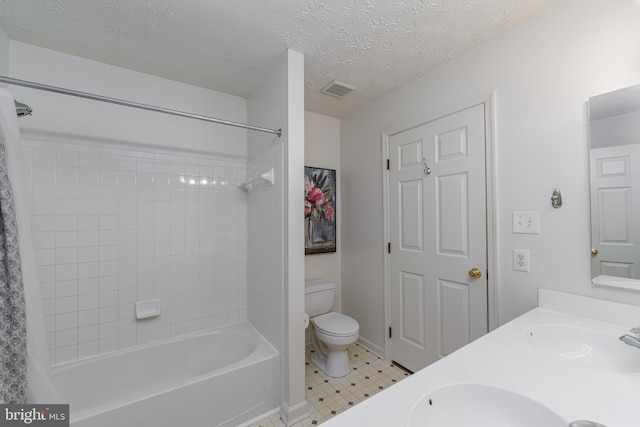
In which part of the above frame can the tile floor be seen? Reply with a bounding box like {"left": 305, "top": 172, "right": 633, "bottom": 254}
{"left": 250, "top": 344, "right": 411, "bottom": 427}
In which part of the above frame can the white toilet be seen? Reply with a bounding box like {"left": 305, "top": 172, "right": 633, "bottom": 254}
{"left": 305, "top": 279, "right": 359, "bottom": 377}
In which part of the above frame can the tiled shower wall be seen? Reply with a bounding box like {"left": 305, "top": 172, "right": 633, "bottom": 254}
{"left": 22, "top": 138, "right": 248, "bottom": 365}
{"left": 247, "top": 144, "right": 283, "bottom": 351}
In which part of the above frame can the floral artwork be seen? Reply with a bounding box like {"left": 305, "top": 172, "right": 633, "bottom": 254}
{"left": 305, "top": 167, "right": 336, "bottom": 254}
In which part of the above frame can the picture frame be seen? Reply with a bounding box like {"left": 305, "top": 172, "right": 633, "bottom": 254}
{"left": 304, "top": 166, "right": 336, "bottom": 254}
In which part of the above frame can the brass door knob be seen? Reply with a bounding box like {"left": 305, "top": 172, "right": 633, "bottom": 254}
{"left": 591, "top": 249, "right": 598, "bottom": 257}
{"left": 469, "top": 267, "right": 482, "bottom": 279}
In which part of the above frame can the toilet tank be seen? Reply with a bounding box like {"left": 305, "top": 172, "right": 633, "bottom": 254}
{"left": 305, "top": 279, "right": 336, "bottom": 318}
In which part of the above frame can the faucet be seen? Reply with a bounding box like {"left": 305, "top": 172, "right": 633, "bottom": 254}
{"left": 568, "top": 421, "right": 607, "bottom": 427}
{"left": 619, "top": 327, "right": 640, "bottom": 349}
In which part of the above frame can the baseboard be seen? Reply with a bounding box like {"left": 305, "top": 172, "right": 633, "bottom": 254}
{"left": 237, "top": 408, "right": 280, "bottom": 427}
{"left": 280, "top": 399, "right": 309, "bottom": 426}
{"left": 356, "top": 336, "right": 385, "bottom": 360}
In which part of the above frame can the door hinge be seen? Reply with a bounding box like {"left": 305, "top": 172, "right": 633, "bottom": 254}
{"left": 388, "top": 242, "right": 391, "bottom": 253}
{"left": 389, "top": 326, "right": 392, "bottom": 338}
{"left": 386, "top": 158, "right": 390, "bottom": 170}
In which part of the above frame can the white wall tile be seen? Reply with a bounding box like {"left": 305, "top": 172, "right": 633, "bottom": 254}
{"left": 77, "top": 341, "right": 99, "bottom": 359}
{"left": 55, "top": 265, "right": 77, "bottom": 282}
{"left": 77, "top": 325, "right": 99, "bottom": 343}
{"left": 118, "top": 158, "right": 137, "bottom": 172}
{"left": 99, "top": 185, "right": 117, "bottom": 200}
{"left": 55, "top": 329, "right": 77, "bottom": 347}
{"left": 99, "top": 155, "right": 118, "bottom": 170}
{"left": 39, "top": 267, "right": 56, "bottom": 285}
{"left": 56, "top": 231, "right": 78, "bottom": 248}
{"left": 57, "top": 167, "right": 79, "bottom": 183}
{"left": 32, "top": 232, "right": 55, "bottom": 249}
{"left": 118, "top": 171, "right": 136, "bottom": 186}
{"left": 98, "top": 337, "right": 117, "bottom": 354}
{"left": 40, "top": 282, "right": 55, "bottom": 300}
{"left": 154, "top": 173, "right": 170, "bottom": 187}
{"left": 137, "top": 159, "right": 154, "bottom": 173}
{"left": 118, "top": 186, "right": 137, "bottom": 200}
{"left": 56, "top": 151, "right": 78, "bottom": 167}
{"left": 32, "top": 148, "right": 57, "bottom": 166}
{"left": 78, "top": 168, "right": 98, "bottom": 184}
{"left": 55, "top": 312, "right": 77, "bottom": 331}
{"left": 35, "top": 249, "right": 55, "bottom": 266}
{"left": 78, "top": 293, "right": 99, "bottom": 311}
{"left": 77, "top": 262, "right": 99, "bottom": 279}
{"left": 78, "top": 153, "right": 98, "bottom": 169}
{"left": 25, "top": 141, "right": 248, "bottom": 364}
{"left": 55, "top": 345, "right": 78, "bottom": 364}
{"left": 32, "top": 164, "right": 56, "bottom": 182}
{"left": 78, "top": 184, "right": 99, "bottom": 200}
{"left": 118, "top": 333, "right": 137, "bottom": 349}
{"left": 98, "top": 261, "right": 117, "bottom": 277}
{"left": 56, "top": 183, "right": 78, "bottom": 199}
{"left": 99, "top": 321, "right": 118, "bottom": 339}
{"left": 32, "top": 216, "right": 55, "bottom": 233}
{"left": 56, "top": 199, "right": 78, "bottom": 215}
{"left": 55, "top": 280, "right": 77, "bottom": 298}
{"left": 55, "top": 296, "right": 77, "bottom": 315}
{"left": 78, "top": 309, "right": 99, "bottom": 327}
{"left": 78, "top": 216, "right": 99, "bottom": 231}
{"left": 78, "top": 278, "right": 99, "bottom": 295}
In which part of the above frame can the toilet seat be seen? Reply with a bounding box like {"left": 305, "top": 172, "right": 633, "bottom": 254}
{"left": 313, "top": 312, "right": 359, "bottom": 337}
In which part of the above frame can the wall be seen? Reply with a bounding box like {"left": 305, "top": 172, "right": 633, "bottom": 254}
{"left": 304, "top": 111, "right": 341, "bottom": 311}
{"left": 0, "top": 25, "right": 8, "bottom": 77}
{"left": 590, "top": 110, "right": 640, "bottom": 149}
{"left": 9, "top": 42, "right": 251, "bottom": 364}
{"left": 9, "top": 41, "right": 247, "bottom": 156}
{"left": 341, "top": 0, "right": 640, "bottom": 354}
{"left": 247, "top": 50, "right": 307, "bottom": 424}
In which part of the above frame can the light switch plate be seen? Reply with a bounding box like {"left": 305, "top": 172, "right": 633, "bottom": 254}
{"left": 512, "top": 211, "right": 539, "bottom": 234}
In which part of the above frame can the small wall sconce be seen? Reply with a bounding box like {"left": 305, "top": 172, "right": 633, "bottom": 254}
{"left": 551, "top": 188, "right": 562, "bottom": 208}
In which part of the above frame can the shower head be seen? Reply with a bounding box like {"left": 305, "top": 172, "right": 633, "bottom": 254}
{"left": 15, "top": 100, "right": 32, "bottom": 117}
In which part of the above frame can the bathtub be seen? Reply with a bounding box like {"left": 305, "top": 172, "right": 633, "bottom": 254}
{"left": 49, "top": 323, "right": 280, "bottom": 427}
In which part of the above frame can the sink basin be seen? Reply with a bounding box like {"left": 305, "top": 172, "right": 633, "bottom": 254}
{"left": 527, "top": 324, "right": 640, "bottom": 373}
{"left": 408, "top": 383, "right": 566, "bottom": 427}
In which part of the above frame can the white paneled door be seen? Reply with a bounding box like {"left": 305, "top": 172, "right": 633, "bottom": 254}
{"left": 388, "top": 104, "right": 488, "bottom": 373}
{"left": 590, "top": 144, "right": 640, "bottom": 279}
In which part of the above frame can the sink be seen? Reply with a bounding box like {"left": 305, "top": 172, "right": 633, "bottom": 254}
{"left": 408, "top": 383, "right": 566, "bottom": 427}
{"left": 527, "top": 324, "right": 640, "bottom": 373}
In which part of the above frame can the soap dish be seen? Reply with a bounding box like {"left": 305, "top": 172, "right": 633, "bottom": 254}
{"left": 135, "top": 299, "right": 162, "bottom": 320}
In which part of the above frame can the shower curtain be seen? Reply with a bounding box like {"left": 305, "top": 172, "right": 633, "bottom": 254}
{"left": 0, "top": 96, "right": 27, "bottom": 404}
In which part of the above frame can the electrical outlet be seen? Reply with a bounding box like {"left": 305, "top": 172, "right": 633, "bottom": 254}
{"left": 513, "top": 249, "right": 530, "bottom": 272}
{"left": 512, "top": 212, "right": 540, "bottom": 234}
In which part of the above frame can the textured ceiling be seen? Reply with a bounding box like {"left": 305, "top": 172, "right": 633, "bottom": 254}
{"left": 0, "top": 0, "right": 561, "bottom": 119}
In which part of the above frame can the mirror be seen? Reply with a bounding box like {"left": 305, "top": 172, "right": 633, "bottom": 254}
{"left": 589, "top": 84, "right": 640, "bottom": 290}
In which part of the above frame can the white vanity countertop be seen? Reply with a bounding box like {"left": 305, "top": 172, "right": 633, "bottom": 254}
{"left": 319, "top": 289, "right": 640, "bottom": 427}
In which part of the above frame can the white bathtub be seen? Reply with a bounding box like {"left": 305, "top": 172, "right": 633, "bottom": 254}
{"left": 50, "top": 323, "right": 280, "bottom": 427}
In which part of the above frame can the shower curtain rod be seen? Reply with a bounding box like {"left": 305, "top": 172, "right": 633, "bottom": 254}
{"left": 0, "top": 75, "right": 282, "bottom": 137}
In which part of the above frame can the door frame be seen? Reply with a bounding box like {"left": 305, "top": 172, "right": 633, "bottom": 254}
{"left": 381, "top": 93, "right": 498, "bottom": 362}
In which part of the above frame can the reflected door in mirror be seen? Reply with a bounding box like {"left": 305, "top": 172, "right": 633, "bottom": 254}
{"left": 589, "top": 84, "right": 640, "bottom": 285}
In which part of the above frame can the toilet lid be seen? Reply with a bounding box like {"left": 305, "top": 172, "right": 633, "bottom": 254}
{"left": 313, "top": 312, "right": 359, "bottom": 337}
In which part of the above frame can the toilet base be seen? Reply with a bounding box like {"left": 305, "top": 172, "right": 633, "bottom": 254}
{"left": 310, "top": 328, "right": 352, "bottom": 378}
{"left": 311, "top": 347, "right": 351, "bottom": 378}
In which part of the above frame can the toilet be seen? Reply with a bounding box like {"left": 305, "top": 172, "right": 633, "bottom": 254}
{"left": 305, "top": 279, "right": 359, "bottom": 377}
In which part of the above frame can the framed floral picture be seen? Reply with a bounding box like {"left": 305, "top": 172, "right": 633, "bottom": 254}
{"left": 304, "top": 166, "right": 336, "bottom": 254}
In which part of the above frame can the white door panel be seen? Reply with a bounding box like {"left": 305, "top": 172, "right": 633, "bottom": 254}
{"left": 591, "top": 145, "right": 640, "bottom": 279}
{"left": 389, "top": 104, "right": 488, "bottom": 372}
